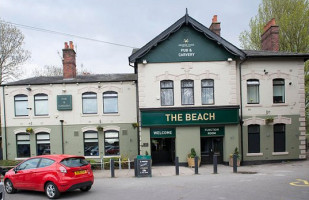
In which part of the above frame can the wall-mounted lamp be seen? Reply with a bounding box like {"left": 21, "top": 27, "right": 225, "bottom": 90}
{"left": 227, "top": 58, "right": 233, "bottom": 62}
{"left": 263, "top": 69, "right": 268, "bottom": 75}
{"left": 142, "top": 59, "right": 147, "bottom": 64}
{"left": 26, "top": 87, "right": 31, "bottom": 91}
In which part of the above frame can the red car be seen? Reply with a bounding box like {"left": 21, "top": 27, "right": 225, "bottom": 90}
{"left": 4, "top": 154, "right": 94, "bottom": 199}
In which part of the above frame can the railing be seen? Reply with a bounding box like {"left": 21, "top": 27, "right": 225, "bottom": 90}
{"left": 100, "top": 156, "right": 133, "bottom": 170}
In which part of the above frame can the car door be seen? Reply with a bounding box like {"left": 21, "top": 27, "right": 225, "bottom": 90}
{"left": 32, "top": 158, "right": 55, "bottom": 190}
{"left": 12, "top": 158, "right": 41, "bottom": 189}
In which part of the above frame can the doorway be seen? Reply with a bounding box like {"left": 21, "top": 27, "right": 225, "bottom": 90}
{"left": 201, "top": 137, "right": 223, "bottom": 164}
{"left": 151, "top": 138, "right": 175, "bottom": 165}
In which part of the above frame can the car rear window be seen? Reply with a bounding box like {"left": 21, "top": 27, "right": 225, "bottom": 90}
{"left": 60, "top": 157, "right": 89, "bottom": 167}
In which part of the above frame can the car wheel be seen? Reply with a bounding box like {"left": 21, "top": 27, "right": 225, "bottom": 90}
{"left": 5, "top": 179, "right": 17, "bottom": 194}
{"left": 80, "top": 186, "right": 91, "bottom": 192}
{"left": 45, "top": 182, "right": 60, "bottom": 199}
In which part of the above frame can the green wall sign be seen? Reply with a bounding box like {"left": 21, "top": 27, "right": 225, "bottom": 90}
{"left": 57, "top": 95, "right": 72, "bottom": 111}
{"left": 200, "top": 127, "right": 224, "bottom": 137}
{"left": 141, "top": 108, "right": 239, "bottom": 127}
{"left": 139, "top": 26, "right": 234, "bottom": 63}
{"left": 150, "top": 128, "right": 176, "bottom": 138}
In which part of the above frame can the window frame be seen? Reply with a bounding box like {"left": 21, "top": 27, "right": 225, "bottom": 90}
{"left": 247, "top": 79, "right": 260, "bottom": 104}
{"left": 248, "top": 125, "right": 260, "bottom": 153}
{"left": 14, "top": 94, "right": 29, "bottom": 117}
{"left": 103, "top": 91, "right": 118, "bottom": 114}
{"left": 160, "top": 80, "right": 174, "bottom": 106}
{"left": 36, "top": 132, "right": 50, "bottom": 156}
{"left": 273, "top": 78, "right": 285, "bottom": 103}
{"left": 181, "top": 79, "right": 194, "bottom": 105}
{"left": 16, "top": 133, "right": 31, "bottom": 158}
{"left": 104, "top": 131, "right": 120, "bottom": 156}
{"left": 84, "top": 131, "right": 99, "bottom": 156}
{"left": 201, "top": 79, "right": 214, "bottom": 105}
{"left": 34, "top": 93, "right": 49, "bottom": 116}
{"left": 274, "top": 124, "right": 286, "bottom": 152}
{"left": 82, "top": 92, "right": 98, "bottom": 114}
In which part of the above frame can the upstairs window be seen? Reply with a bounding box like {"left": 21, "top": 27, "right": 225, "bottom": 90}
{"left": 181, "top": 80, "right": 194, "bottom": 105}
{"left": 82, "top": 92, "right": 97, "bottom": 114}
{"left": 273, "top": 79, "right": 285, "bottom": 103}
{"left": 34, "top": 94, "right": 48, "bottom": 116}
{"left": 103, "top": 91, "right": 118, "bottom": 113}
{"left": 248, "top": 125, "right": 260, "bottom": 153}
{"left": 160, "top": 80, "right": 174, "bottom": 106}
{"left": 201, "top": 79, "right": 214, "bottom": 104}
{"left": 14, "top": 94, "right": 28, "bottom": 116}
{"left": 274, "top": 124, "right": 286, "bottom": 152}
{"left": 247, "top": 79, "right": 259, "bottom": 104}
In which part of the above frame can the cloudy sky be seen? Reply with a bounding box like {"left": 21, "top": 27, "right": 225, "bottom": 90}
{"left": 1, "top": 0, "right": 262, "bottom": 80}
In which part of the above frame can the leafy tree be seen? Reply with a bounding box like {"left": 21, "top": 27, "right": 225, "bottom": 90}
{"left": 0, "top": 20, "right": 30, "bottom": 83}
{"left": 239, "top": 0, "right": 309, "bottom": 132}
{"left": 32, "top": 64, "right": 91, "bottom": 77}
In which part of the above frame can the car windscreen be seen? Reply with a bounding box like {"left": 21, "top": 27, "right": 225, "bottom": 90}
{"left": 60, "top": 157, "right": 89, "bottom": 167}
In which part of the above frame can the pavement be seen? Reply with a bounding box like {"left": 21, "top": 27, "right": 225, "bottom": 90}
{"left": 93, "top": 159, "right": 309, "bottom": 178}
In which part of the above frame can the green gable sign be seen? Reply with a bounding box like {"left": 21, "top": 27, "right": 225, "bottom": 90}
{"left": 141, "top": 108, "right": 239, "bottom": 127}
{"left": 201, "top": 127, "right": 224, "bottom": 137}
{"left": 57, "top": 95, "right": 72, "bottom": 111}
{"left": 150, "top": 128, "right": 176, "bottom": 138}
{"left": 139, "top": 26, "right": 234, "bottom": 63}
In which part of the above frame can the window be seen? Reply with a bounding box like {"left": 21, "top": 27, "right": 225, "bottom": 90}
{"left": 247, "top": 79, "right": 259, "bottom": 104}
{"left": 34, "top": 93, "right": 48, "bottom": 116}
{"left": 273, "top": 79, "right": 285, "bottom": 103}
{"left": 201, "top": 79, "right": 214, "bottom": 104}
{"left": 160, "top": 80, "right": 174, "bottom": 106}
{"left": 14, "top": 95, "right": 28, "bottom": 116}
{"left": 17, "top": 158, "right": 40, "bottom": 170}
{"left": 16, "top": 133, "right": 30, "bottom": 158}
{"left": 248, "top": 125, "right": 260, "bottom": 153}
{"left": 38, "top": 158, "right": 55, "bottom": 168}
{"left": 36, "top": 133, "right": 50, "bottom": 155}
{"left": 274, "top": 124, "right": 285, "bottom": 152}
{"left": 103, "top": 91, "right": 118, "bottom": 113}
{"left": 82, "top": 92, "right": 97, "bottom": 114}
{"left": 181, "top": 80, "right": 194, "bottom": 105}
{"left": 84, "top": 131, "right": 99, "bottom": 156}
{"left": 104, "top": 131, "right": 119, "bottom": 156}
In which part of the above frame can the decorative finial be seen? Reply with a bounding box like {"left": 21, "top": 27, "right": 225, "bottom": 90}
{"left": 186, "top": 8, "right": 188, "bottom": 15}
{"left": 185, "top": 8, "right": 189, "bottom": 25}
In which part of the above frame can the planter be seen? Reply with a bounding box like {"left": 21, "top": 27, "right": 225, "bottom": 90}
{"left": 187, "top": 157, "right": 201, "bottom": 168}
{"left": 229, "top": 157, "right": 240, "bottom": 167}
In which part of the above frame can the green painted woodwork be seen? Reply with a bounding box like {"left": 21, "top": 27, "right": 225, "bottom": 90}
{"left": 150, "top": 128, "right": 176, "bottom": 138}
{"left": 200, "top": 127, "right": 224, "bottom": 137}
{"left": 141, "top": 108, "right": 239, "bottom": 127}
{"left": 57, "top": 95, "right": 72, "bottom": 111}
{"left": 138, "top": 26, "right": 235, "bottom": 63}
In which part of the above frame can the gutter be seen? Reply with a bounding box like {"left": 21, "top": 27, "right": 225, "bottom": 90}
{"left": 1, "top": 86, "right": 7, "bottom": 159}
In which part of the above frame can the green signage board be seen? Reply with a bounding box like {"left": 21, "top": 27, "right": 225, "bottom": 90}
{"left": 139, "top": 26, "right": 234, "bottom": 63}
{"left": 150, "top": 128, "right": 176, "bottom": 138}
{"left": 200, "top": 127, "right": 224, "bottom": 137}
{"left": 57, "top": 95, "right": 72, "bottom": 111}
{"left": 141, "top": 107, "right": 239, "bottom": 127}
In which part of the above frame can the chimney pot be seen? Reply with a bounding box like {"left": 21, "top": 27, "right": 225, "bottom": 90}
{"left": 64, "top": 42, "right": 69, "bottom": 49}
{"left": 212, "top": 15, "right": 217, "bottom": 23}
{"left": 69, "top": 41, "right": 74, "bottom": 49}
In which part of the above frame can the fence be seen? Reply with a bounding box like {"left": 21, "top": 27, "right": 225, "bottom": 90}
{"left": 100, "top": 156, "right": 133, "bottom": 170}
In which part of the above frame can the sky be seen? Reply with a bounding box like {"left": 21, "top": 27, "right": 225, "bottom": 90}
{"left": 1, "top": 0, "right": 262, "bottom": 80}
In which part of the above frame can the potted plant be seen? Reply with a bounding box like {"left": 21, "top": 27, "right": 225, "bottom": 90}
{"left": 132, "top": 122, "right": 139, "bottom": 129}
{"left": 229, "top": 147, "right": 240, "bottom": 167}
{"left": 187, "top": 148, "right": 200, "bottom": 167}
{"left": 96, "top": 125, "right": 103, "bottom": 131}
{"left": 265, "top": 116, "right": 274, "bottom": 124}
{"left": 26, "top": 127, "right": 33, "bottom": 133}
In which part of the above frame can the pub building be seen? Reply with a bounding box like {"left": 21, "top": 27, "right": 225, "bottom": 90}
{"left": 129, "top": 13, "right": 308, "bottom": 165}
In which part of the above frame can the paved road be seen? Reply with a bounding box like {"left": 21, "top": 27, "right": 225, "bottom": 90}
{"left": 4, "top": 160, "right": 309, "bottom": 200}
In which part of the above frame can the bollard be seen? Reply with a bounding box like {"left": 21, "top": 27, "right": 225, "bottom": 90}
{"left": 213, "top": 155, "right": 217, "bottom": 174}
{"left": 175, "top": 157, "right": 179, "bottom": 176}
{"left": 110, "top": 159, "right": 115, "bottom": 177}
{"left": 194, "top": 156, "right": 199, "bottom": 174}
{"left": 233, "top": 154, "right": 237, "bottom": 173}
{"left": 134, "top": 158, "right": 137, "bottom": 177}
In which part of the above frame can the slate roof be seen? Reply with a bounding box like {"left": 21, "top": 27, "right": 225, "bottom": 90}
{"left": 2, "top": 73, "right": 137, "bottom": 86}
{"left": 129, "top": 13, "right": 246, "bottom": 63}
{"left": 243, "top": 50, "right": 309, "bottom": 60}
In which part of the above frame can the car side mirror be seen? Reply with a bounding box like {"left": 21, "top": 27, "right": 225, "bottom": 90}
{"left": 14, "top": 167, "right": 18, "bottom": 174}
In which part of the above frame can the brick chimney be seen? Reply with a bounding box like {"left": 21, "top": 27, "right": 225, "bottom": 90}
{"left": 209, "top": 15, "right": 221, "bottom": 36}
{"left": 62, "top": 41, "right": 76, "bottom": 79}
{"left": 261, "top": 18, "right": 279, "bottom": 51}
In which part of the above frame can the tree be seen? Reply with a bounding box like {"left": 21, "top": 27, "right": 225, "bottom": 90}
{"left": 32, "top": 64, "right": 91, "bottom": 77}
{"left": 240, "top": 0, "right": 309, "bottom": 133}
{"left": 0, "top": 20, "right": 30, "bottom": 83}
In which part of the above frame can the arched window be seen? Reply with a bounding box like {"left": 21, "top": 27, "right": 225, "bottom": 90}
{"left": 247, "top": 79, "right": 259, "bottom": 104}
{"left": 82, "top": 92, "right": 97, "bottom": 114}
{"left": 103, "top": 91, "right": 118, "bottom": 113}
{"left": 181, "top": 80, "right": 194, "bottom": 105}
{"left": 14, "top": 94, "right": 28, "bottom": 116}
{"left": 84, "top": 131, "right": 99, "bottom": 156}
{"left": 201, "top": 79, "right": 214, "bottom": 104}
{"left": 274, "top": 124, "right": 285, "bottom": 152}
{"left": 36, "top": 132, "right": 50, "bottom": 155}
{"left": 273, "top": 79, "right": 285, "bottom": 103}
{"left": 16, "top": 133, "right": 30, "bottom": 158}
{"left": 104, "top": 131, "right": 119, "bottom": 156}
{"left": 248, "top": 125, "right": 260, "bottom": 153}
{"left": 34, "top": 93, "right": 48, "bottom": 116}
{"left": 160, "top": 80, "right": 174, "bottom": 106}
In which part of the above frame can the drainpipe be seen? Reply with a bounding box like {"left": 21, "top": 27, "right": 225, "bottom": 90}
{"left": 60, "top": 120, "right": 64, "bottom": 154}
{"left": 2, "top": 86, "right": 7, "bottom": 159}
{"left": 134, "top": 62, "right": 141, "bottom": 155}
{"left": 239, "top": 58, "right": 247, "bottom": 165}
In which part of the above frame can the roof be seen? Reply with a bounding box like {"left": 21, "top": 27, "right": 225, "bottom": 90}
{"left": 243, "top": 50, "right": 309, "bottom": 60}
{"left": 129, "top": 13, "right": 246, "bottom": 63}
{"left": 2, "top": 73, "right": 137, "bottom": 86}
